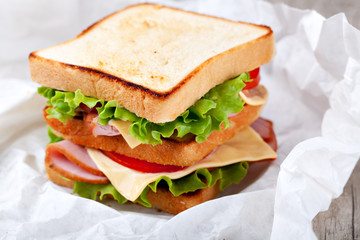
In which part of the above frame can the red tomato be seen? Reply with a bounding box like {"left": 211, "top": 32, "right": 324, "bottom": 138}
{"left": 102, "top": 151, "right": 187, "bottom": 173}
{"left": 243, "top": 67, "right": 261, "bottom": 90}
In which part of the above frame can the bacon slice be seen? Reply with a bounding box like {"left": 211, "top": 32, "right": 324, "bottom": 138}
{"left": 45, "top": 140, "right": 109, "bottom": 184}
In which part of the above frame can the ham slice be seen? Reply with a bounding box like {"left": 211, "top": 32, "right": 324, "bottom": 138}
{"left": 93, "top": 122, "right": 121, "bottom": 137}
{"left": 46, "top": 140, "right": 109, "bottom": 184}
{"left": 85, "top": 113, "right": 121, "bottom": 137}
{"left": 250, "top": 117, "right": 277, "bottom": 151}
{"left": 47, "top": 140, "right": 104, "bottom": 176}
{"left": 239, "top": 85, "right": 268, "bottom": 106}
{"left": 47, "top": 150, "right": 109, "bottom": 184}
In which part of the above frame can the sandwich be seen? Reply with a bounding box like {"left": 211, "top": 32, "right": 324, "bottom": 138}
{"left": 29, "top": 3, "right": 277, "bottom": 214}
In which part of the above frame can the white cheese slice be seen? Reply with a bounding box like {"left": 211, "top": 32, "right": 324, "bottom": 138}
{"left": 240, "top": 85, "right": 268, "bottom": 106}
{"left": 108, "top": 120, "right": 142, "bottom": 149}
{"left": 87, "top": 126, "right": 277, "bottom": 202}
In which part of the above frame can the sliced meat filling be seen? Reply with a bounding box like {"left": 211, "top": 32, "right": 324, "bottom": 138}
{"left": 46, "top": 140, "right": 109, "bottom": 184}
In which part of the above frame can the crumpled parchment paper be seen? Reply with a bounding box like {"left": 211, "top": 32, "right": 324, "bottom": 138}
{"left": 0, "top": 0, "right": 359, "bottom": 239}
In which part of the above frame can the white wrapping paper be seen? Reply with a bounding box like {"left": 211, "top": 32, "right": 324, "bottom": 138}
{"left": 1, "top": 0, "right": 359, "bottom": 239}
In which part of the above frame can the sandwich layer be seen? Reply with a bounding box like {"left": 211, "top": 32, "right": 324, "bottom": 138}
{"left": 44, "top": 117, "right": 277, "bottom": 214}
{"left": 45, "top": 162, "right": 220, "bottom": 214}
{"left": 146, "top": 182, "right": 220, "bottom": 214}
{"left": 29, "top": 3, "right": 275, "bottom": 123}
{"left": 87, "top": 126, "right": 276, "bottom": 201}
{"left": 45, "top": 103, "right": 264, "bottom": 166}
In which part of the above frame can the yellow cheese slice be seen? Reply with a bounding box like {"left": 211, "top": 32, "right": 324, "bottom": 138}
{"left": 87, "top": 126, "right": 277, "bottom": 201}
{"left": 240, "top": 85, "right": 268, "bottom": 106}
{"left": 108, "top": 120, "right": 142, "bottom": 149}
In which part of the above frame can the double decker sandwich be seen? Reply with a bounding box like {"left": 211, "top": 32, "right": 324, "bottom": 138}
{"left": 29, "top": 4, "right": 277, "bottom": 214}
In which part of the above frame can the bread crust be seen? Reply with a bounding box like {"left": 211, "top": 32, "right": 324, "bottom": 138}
{"left": 45, "top": 162, "right": 74, "bottom": 188}
{"left": 146, "top": 182, "right": 220, "bottom": 214}
{"left": 29, "top": 4, "right": 275, "bottom": 123}
{"left": 45, "top": 103, "right": 263, "bottom": 167}
{"left": 45, "top": 159, "right": 220, "bottom": 214}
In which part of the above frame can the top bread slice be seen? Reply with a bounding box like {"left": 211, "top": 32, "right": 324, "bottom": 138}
{"left": 29, "top": 3, "right": 275, "bottom": 123}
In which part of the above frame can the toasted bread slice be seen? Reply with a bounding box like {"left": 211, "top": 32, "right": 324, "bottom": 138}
{"left": 45, "top": 103, "right": 263, "bottom": 166}
{"left": 29, "top": 3, "right": 275, "bottom": 123}
{"left": 45, "top": 161, "right": 220, "bottom": 214}
{"left": 144, "top": 182, "right": 220, "bottom": 214}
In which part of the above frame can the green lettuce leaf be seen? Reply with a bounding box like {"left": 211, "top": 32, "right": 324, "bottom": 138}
{"left": 47, "top": 127, "right": 64, "bottom": 143}
{"left": 73, "top": 162, "right": 249, "bottom": 207}
{"left": 38, "top": 73, "right": 248, "bottom": 145}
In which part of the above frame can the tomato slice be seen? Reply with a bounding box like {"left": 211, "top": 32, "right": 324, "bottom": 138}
{"left": 102, "top": 151, "right": 187, "bottom": 173}
{"left": 243, "top": 67, "right": 261, "bottom": 90}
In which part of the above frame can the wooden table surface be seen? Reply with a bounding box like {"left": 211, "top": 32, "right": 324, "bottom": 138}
{"left": 267, "top": 0, "right": 360, "bottom": 238}
{"left": 312, "top": 161, "right": 360, "bottom": 239}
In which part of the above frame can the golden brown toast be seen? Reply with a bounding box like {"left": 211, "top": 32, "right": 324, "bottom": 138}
{"left": 29, "top": 4, "right": 275, "bottom": 123}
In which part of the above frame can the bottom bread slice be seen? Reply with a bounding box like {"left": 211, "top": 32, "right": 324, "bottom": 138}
{"left": 45, "top": 161, "right": 220, "bottom": 214}
{"left": 146, "top": 182, "right": 220, "bottom": 214}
